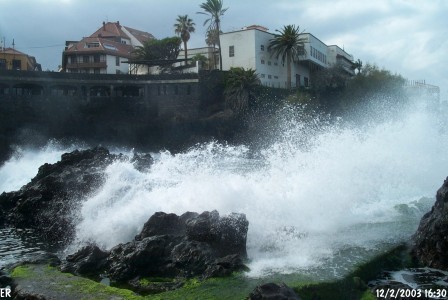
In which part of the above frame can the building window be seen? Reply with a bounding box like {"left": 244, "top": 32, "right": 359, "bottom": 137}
{"left": 0, "top": 59, "right": 6, "bottom": 70}
{"left": 94, "top": 54, "right": 100, "bottom": 63}
{"left": 260, "top": 45, "right": 265, "bottom": 51}
{"left": 274, "top": 76, "right": 278, "bottom": 79}
{"left": 94, "top": 68, "right": 100, "bottom": 74}
{"left": 116, "top": 56, "right": 120, "bottom": 66}
{"left": 83, "top": 55, "right": 89, "bottom": 63}
{"left": 260, "top": 74, "right": 265, "bottom": 78}
{"left": 304, "top": 77, "right": 309, "bottom": 87}
{"left": 229, "top": 45, "right": 234, "bottom": 57}
{"left": 268, "top": 75, "right": 272, "bottom": 79}
{"left": 274, "top": 62, "right": 278, "bottom": 66}
{"left": 261, "top": 59, "right": 265, "bottom": 64}
{"left": 12, "top": 59, "right": 21, "bottom": 70}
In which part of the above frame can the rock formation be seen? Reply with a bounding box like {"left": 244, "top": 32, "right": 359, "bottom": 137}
{"left": 0, "top": 147, "right": 122, "bottom": 244}
{"left": 412, "top": 177, "right": 448, "bottom": 270}
{"left": 61, "top": 210, "right": 249, "bottom": 285}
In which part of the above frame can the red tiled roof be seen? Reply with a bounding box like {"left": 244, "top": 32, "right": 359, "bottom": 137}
{"left": 64, "top": 37, "right": 134, "bottom": 58}
{"left": 90, "top": 21, "right": 129, "bottom": 39}
{"left": 123, "top": 26, "right": 154, "bottom": 44}
{"left": 89, "top": 21, "right": 154, "bottom": 45}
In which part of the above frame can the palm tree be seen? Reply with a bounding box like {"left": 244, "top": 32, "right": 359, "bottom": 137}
{"left": 205, "top": 27, "right": 220, "bottom": 69}
{"left": 174, "top": 15, "right": 195, "bottom": 64}
{"left": 353, "top": 58, "right": 363, "bottom": 74}
{"left": 225, "top": 67, "right": 260, "bottom": 112}
{"left": 268, "top": 25, "right": 307, "bottom": 89}
{"left": 197, "top": 0, "right": 228, "bottom": 70}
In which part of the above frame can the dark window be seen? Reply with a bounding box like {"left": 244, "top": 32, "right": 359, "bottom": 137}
{"left": 94, "top": 68, "right": 100, "bottom": 74}
{"left": 116, "top": 56, "right": 120, "bottom": 66}
{"left": 94, "top": 55, "right": 100, "bottom": 63}
{"left": 83, "top": 55, "right": 89, "bottom": 63}
{"left": 304, "top": 77, "right": 309, "bottom": 87}
{"left": 260, "top": 45, "right": 265, "bottom": 51}
{"left": 12, "top": 59, "right": 21, "bottom": 70}
{"left": 268, "top": 75, "right": 272, "bottom": 79}
{"left": 261, "top": 59, "right": 265, "bottom": 64}
{"left": 0, "top": 59, "right": 6, "bottom": 70}
{"left": 229, "top": 46, "right": 234, "bottom": 57}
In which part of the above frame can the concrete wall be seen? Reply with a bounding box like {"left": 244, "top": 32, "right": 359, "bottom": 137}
{"left": 0, "top": 70, "right": 223, "bottom": 150}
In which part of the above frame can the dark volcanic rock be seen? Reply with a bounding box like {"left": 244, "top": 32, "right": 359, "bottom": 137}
{"left": 0, "top": 147, "right": 119, "bottom": 245}
{"left": 60, "top": 245, "right": 109, "bottom": 276}
{"left": 131, "top": 152, "right": 154, "bottom": 172}
{"left": 412, "top": 177, "right": 448, "bottom": 270}
{"left": 135, "top": 211, "right": 198, "bottom": 240}
{"left": 63, "top": 210, "right": 249, "bottom": 285}
{"left": 249, "top": 283, "right": 301, "bottom": 300}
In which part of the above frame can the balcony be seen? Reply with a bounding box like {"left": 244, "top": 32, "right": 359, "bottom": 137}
{"left": 66, "top": 62, "right": 107, "bottom": 69}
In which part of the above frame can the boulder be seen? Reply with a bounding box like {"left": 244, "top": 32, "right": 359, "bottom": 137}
{"left": 135, "top": 211, "right": 198, "bottom": 240}
{"left": 412, "top": 177, "right": 448, "bottom": 270}
{"left": 248, "top": 283, "right": 301, "bottom": 300}
{"left": 63, "top": 210, "right": 249, "bottom": 285}
{"left": 0, "top": 147, "right": 120, "bottom": 245}
{"left": 60, "top": 244, "right": 109, "bottom": 276}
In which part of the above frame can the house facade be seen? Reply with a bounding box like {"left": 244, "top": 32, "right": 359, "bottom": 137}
{"left": 220, "top": 25, "right": 354, "bottom": 88}
{"left": 0, "top": 48, "right": 41, "bottom": 71}
{"left": 62, "top": 21, "right": 154, "bottom": 74}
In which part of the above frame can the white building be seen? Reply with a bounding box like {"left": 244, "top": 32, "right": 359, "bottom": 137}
{"left": 62, "top": 21, "right": 154, "bottom": 74}
{"left": 220, "top": 25, "right": 354, "bottom": 88}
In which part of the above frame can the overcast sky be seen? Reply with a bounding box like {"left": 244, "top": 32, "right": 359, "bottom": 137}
{"left": 1, "top": 0, "right": 447, "bottom": 100}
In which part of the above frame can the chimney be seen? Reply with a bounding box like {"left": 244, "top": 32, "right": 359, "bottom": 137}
{"left": 116, "top": 21, "right": 120, "bottom": 27}
{"left": 103, "top": 21, "right": 106, "bottom": 30}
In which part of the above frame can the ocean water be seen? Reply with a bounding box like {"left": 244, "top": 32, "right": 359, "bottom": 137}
{"left": 1, "top": 99, "right": 447, "bottom": 278}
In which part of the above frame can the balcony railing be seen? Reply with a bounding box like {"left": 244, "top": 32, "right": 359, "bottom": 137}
{"left": 66, "top": 62, "right": 107, "bottom": 69}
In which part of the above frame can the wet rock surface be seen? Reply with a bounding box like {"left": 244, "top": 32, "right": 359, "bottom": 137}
{"left": 412, "top": 177, "right": 448, "bottom": 270}
{"left": 0, "top": 147, "right": 121, "bottom": 245}
{"left": 248, "top": 282, "right": 301, "bottom": 300}
{"left": 61, "top": 210, "right": 249, "bottom": 285}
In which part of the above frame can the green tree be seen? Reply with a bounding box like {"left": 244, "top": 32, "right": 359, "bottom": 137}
{"left": 132, "top": 37, "right": 182, "bottom": 73}
{"left": 268, "top": 25, "right": 307, "bottom": 89}
{"left": 353, "top": 58, "right": 363, "bottom": 74}
{"left": 174, "top": 15, "right": 195, "bottom": 64}
{"left": 225, "top": 67, "right": 260, "bottom": 112}
{"left": 197, "top": 0, "right": 228, "bottom": 70}
{"left": 205, "top": 28, "right": 220, "bottom": 69}
{"left": 191, "top": 53, "right": 208, "bottom": 68}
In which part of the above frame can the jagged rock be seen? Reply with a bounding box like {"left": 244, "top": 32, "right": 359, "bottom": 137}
{"left": 60, "top": 245, "right": 109, "bottom": 276}
{"left": 0, "top": 147, "right": 120, "bottom": 245}
{"left": 63, "top": 210, "right": 249, "bottom": 285}
{"left": 108, "top": 235, "right": 182, "bottom": 281}
{"left": 248, "top": 283, "right": 301, "bottom": 300}
{"left": 412, "top": 177, "right": 448, "bottom": 270}
{"left": 186, "top": 211, "right": 249, "bottom": 259}
{"left": 131, "top": 152, "right": 154, "bottom": 172}
{"left": 135, "top": 211, "right": 198, "bottom": 240}
{"left": 203, "top": 254, "right": 250, "bottom": 278}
